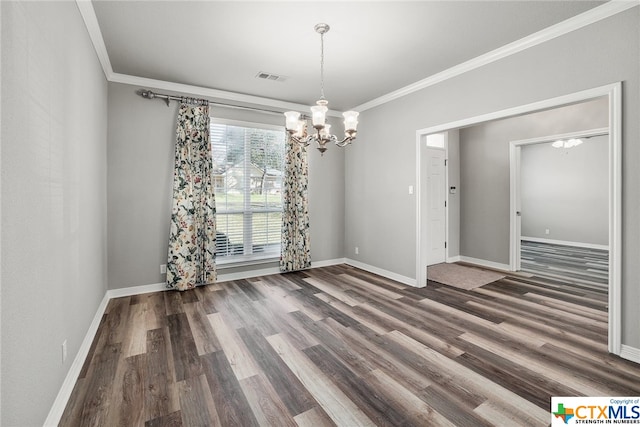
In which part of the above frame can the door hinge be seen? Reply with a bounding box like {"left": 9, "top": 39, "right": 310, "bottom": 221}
{"left": 444, "top": 241, "right": 447, "bottom": 249}
{"left": 444, "top": 159, "right": 448, "bottom": 166}
{"left": 444, "top": 200, "right": 447, "bottom": 207}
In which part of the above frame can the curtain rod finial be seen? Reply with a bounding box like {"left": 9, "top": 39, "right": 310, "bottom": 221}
{"left": 136, "top": 89, "right": 155, "bottom": 100}
{"left": 137, "top": 89, "right": 172, "bottom": 107}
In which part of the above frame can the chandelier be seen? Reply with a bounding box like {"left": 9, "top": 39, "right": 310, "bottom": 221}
{"left": 284, "top": 23, "right": 359, "bottom": 155}
{"left": 552, "top": 138, "right": 583, "bottom": 149}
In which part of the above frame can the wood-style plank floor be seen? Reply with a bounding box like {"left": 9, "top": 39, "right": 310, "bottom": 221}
{"left": 60, "top": 264, "right": 640, "bottom": 426}
{"left": 521, "top": 240, "right": 609, "bottom": 288}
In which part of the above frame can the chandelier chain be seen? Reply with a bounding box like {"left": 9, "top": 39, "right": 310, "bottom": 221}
{"left": 319, "top": 31, "right": 325, "bottom": 100}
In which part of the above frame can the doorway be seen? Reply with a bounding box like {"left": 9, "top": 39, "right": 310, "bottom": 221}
{"left": 417, "top": 132, "right": 449, "bottom": 278}
{"left": 415, "top": 82, "right": 622, "bottom": 356}
{"left": 510, "top": 128, "right": 609, "bottom": 285}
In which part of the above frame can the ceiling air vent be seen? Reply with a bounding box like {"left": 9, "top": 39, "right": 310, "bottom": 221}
{"left": 255, "top": 71, "right": 287, "bottom": 82}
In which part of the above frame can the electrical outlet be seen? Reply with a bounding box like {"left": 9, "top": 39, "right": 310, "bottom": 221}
{"left": 545, "top": 229, "right": 550, "bottom": 235}
{"left": 355, "top": 247, "right": 359, "bottom": 255}
{"left": 160, "top": 264, "right": 167, "bottom": 274}
{"left": 62, "top": 340, "right": 67, "bottom": 364}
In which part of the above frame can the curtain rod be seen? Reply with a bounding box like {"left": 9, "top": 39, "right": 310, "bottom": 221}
{"left": 136, "top": 89, "right": 287, "bottom": 117}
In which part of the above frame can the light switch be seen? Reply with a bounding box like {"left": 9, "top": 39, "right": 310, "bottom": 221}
{"left": 408, "top": 185, "right": 414, "bottom": 195}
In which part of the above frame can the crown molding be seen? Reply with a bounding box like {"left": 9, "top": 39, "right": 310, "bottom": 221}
{"left": 76, "top": 0, "right": 113, "bottom": 80}
{"left": 76, "top": 0, "right": 638, "bottom": 115}
{"left": 109, "top": 73, "right": 343, "bottom": 117}
{"left": 353, "top": 0, "right": 639, "bottom": 112}
{"left": 75, "top": 0, "right": 342, "bottom": 116}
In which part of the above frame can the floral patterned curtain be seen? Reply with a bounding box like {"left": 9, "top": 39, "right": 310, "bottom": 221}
{"left": 280, "top": 135, "right": 311, "bottom": 272}
{"left": 167, "top": 104, "right": 216, "bottom": 291}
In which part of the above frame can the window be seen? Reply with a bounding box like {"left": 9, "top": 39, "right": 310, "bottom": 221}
{"left": 211, "top": 119, "right": 285, "bottom": 264}
{"left": 425, "top": 133, "right": 446, "bottom": 148}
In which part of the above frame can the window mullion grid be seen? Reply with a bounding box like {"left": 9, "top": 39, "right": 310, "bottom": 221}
{"left": 243, "top": 129, "right": 253, "bottom": 255}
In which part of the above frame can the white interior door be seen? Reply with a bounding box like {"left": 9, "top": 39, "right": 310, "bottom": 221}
{"left": 426, "top": 148, "right": 446, "bottom": 265}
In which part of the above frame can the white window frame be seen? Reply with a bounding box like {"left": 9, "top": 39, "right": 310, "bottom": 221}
{"left": 210, "top": 118, "right": 285, "bottom": 266}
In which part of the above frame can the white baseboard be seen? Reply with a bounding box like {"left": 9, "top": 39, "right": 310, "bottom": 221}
{"left": 218, "top": 258, "right": 346, "bottom": 281}
{"left": 344, "top": 258, "right": 417, "bottom": 287}
{"left": 521, "top": 236, "right": 609, "bottom": 251}
{"left": 458, "top": 256, "right": 512, "bottom": 272}
{"left": 43, "top": 292, "right": 111, "bottom": 426}
{"left": 311, "top": 258, "right": 346, "bottom": 268}
{"left": 105, "top": 259, "right": 347, "bottom": 296}
{"left": 218, "top": 266, "right": 281, "bottom": 282}
{"left": 447, "top": 255, "right": 462, "bottom": 263}
{"left": 620, "top": 344, "right": 640, "bottom": 364}
{"left": 107, "top": 282, "right": 167, "bottom": 299}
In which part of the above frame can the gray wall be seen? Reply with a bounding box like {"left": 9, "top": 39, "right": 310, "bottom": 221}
{"left": 521, "top": 135, "right": 608, "bottom": 245}
{"left": 107, "top": 82, "right": 345, "bottom": 290}
{"left": 1, "top": 2, "right": 108, "bottom": 425}
{"left": 347, "top": 8, "right": 639, "bottom": 347}
{"left": 459, "top": 97, "right": 608, "bottom": 263}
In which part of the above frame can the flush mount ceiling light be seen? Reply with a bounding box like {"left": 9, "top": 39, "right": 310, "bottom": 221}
{"left": 552, "top": 138, "right": 584, "bottom": 149}
{"left": 284, "top": 23, "right": 359, "bottom": 155}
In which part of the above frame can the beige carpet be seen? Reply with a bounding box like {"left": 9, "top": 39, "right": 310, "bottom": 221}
{"left": 427, "top": 263, "right": 505, "bottom": 290}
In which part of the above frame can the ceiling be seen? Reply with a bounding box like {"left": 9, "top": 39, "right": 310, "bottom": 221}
{"left": 91, "top": 1, "right": 607, "bottom": 112}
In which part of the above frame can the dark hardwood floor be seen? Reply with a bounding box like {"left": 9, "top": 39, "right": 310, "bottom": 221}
{"left": 60, "top": 264, "right": 640, "bottom": 426}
